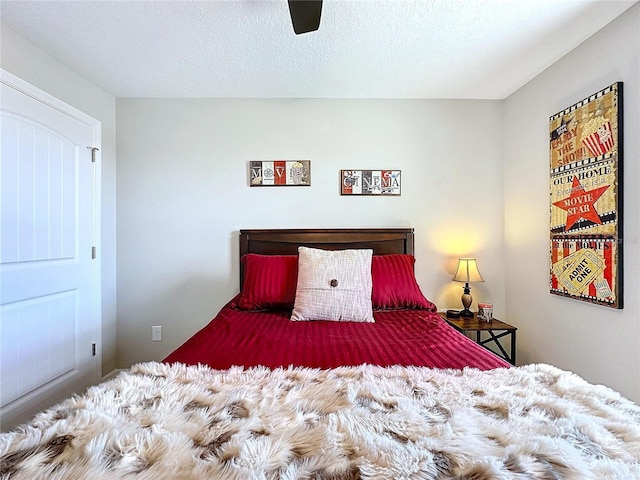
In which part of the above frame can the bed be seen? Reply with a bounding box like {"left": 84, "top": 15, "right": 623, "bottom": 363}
{"left": 1, "top": 228, "right": 639, "bottom": 479}
{"left": 164, "top": 229, "right": 509, "bottom": 371}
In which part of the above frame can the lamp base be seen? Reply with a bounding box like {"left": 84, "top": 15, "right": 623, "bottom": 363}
{"left": 459, "top": 308, "right": 474, "bottom": 318}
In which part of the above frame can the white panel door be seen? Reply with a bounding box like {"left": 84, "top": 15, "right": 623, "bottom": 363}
{"left": 0, "top": 71, "right": 101, "bottom": 430}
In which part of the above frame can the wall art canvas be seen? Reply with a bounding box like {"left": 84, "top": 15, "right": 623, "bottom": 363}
{"left": 250, "top": 161, "right": 310, "bottom": 186}
{"left": 340, "top": 170, "right": 401, "bottom": 196}
{"left": 549, "top": 82, "right": 623, "bottom": 308}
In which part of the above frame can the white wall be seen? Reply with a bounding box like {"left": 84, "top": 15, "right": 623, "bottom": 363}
{"left": 0, "top": 25, "right": 118, "bottom": 376}
{"left": 504, "top": 4, "right": 640, "bottom": 402}
{"left": 116, "top": 99, "right": 505, "bottom": 367}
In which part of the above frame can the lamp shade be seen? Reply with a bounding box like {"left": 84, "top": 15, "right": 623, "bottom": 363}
{"left": 452, "top": 258, "right": 484, "bottom": 283}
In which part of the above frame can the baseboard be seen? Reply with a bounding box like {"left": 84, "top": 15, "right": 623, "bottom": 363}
{"left": 102, "top": 369, "right": 125, "bottom": 382}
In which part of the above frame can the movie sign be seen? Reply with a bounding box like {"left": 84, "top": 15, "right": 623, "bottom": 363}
{"left": 250, "top": 161, "right": 311, "bottom": 186}
{"left": 340, "top": 170, "right": 401, "bottom": 196}
{"left": 549, "top": 82, "right": 623, "bottom": 308}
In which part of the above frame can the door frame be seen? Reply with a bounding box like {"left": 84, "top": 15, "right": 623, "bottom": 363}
{"left": 0, "top": 68, "right": 102, "bottom": 428}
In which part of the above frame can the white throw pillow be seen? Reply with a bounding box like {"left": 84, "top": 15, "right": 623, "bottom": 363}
{"left": 291, "top": 246, "right": 374, "bottom": 322}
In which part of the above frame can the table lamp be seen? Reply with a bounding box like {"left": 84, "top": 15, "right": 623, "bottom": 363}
{"left": 452, "top": 258, "right": 484, "bottom": 317}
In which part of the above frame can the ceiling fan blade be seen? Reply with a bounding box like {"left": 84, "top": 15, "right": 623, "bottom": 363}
{"left": 288, "top": 0, "right": 323, "bottom": 35}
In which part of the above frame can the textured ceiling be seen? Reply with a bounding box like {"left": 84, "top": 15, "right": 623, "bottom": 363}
{"left": 1, "top": 0, "right": 637, "bottom": 99}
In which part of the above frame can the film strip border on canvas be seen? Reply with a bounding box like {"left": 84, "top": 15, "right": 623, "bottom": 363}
{"left": 551, "top": 152, "right": 616, "bottom": 175}
{"left": 549, "top": 83, "right": 618, "bottom": 122}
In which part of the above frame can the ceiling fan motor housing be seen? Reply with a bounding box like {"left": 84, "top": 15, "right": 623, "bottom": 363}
{"left": 288, "top": 0, "right": 323, "bottom": 35}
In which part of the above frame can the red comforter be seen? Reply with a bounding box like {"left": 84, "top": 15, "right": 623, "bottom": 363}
{"left": 164, "top": 298, "right": 510, "bottom": 370}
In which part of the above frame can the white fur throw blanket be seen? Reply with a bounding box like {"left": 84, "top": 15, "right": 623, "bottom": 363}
{"left": 1, "top": 362, "right": 639, "bottom": 479}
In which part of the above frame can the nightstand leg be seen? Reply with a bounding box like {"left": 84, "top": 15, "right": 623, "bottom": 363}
{"left": 481, "top": 330, "right": 513, "bottom": 365}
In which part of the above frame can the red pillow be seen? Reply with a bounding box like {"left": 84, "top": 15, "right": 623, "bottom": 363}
{"left": 371, "top": 254, "right": 436, "bottom": 311}
{"left": 237, "top": 254, "right": 298, "bottom": 310}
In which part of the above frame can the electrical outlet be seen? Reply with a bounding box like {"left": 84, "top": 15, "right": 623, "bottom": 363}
{"left": 152, "top": 325, "right": 162, "bottom": 342}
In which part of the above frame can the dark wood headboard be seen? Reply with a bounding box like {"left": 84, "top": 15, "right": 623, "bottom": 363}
{"left": 238, "top": 228, "right": 414, "bottom": 289}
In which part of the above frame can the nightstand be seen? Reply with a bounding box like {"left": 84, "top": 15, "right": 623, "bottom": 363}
{"left": 438, "top": 312, "right": 517, "bottom": 365}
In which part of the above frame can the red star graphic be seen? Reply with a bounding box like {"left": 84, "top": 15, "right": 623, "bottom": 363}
{"left": 553, "top": 176, "right": 609, "bottom": 231}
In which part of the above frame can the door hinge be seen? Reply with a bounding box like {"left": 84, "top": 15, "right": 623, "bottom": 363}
{"left": 91, "top": 246, "right": 96, "bottom": 259}
{"left": 92, "top": 343, "right": 97, "bottom": 356}
{"left": 87, "top": 146, "right": 99, "bottom": 163}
